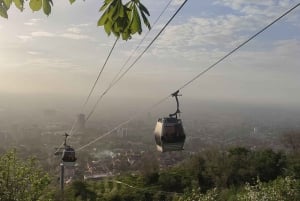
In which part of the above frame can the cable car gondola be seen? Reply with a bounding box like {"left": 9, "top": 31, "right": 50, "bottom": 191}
{"left": 154, "top": 90, "right": 186, "bottom": 152}
{"left": 61, "top": 133, "right": 77, "bottom": 166}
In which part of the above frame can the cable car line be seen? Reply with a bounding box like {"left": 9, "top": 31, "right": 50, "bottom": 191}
{"left": 74, "top": 0, "right": 175, "bottom": 122}
{"left": 178, "top": 2, "right": 300, "bottom": 91}
{"left": 77, "top": 118, "right": 132, "bottom": 151}
{"left": 85, "top": 0, "right": 175, "bottom": 121}
{"left": 68, "top": 37, "right": 119, "bottom": 135}
{"left": 108, "top": 180, "right": 183, "bottom": 195}
{"left": 55, "top": 38, "right": 119, "bottom": 156}
{"left": 84, "top": 0, "right": 189, "bottom": 121}
{"left": 109, "top": 0, "right": 174, "bottom": 86}
{"left": 110, "top": 0, "right": 189, "bottom": 89}
{"left": 84, "top": 37, "right": 119, "bottom": 109}
{"left": 77, "top": 95, "right": 171, "bottom": 151}
{"left": 78, "top": 93, "right": 172, "bottom": 151}
{"left": 56, "top": 0, "right": 183, "bottom": 155}
{"left": 75, "top": 2, "right": 299, "bottom": 152}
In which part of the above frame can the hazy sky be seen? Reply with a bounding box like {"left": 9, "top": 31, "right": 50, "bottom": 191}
{"left": 1, "top": 0, "right": 300, "bottom": 116}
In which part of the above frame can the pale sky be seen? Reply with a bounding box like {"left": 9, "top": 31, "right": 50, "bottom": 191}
{"left": 1, "top": 0, "right": 300, "bottom": 116}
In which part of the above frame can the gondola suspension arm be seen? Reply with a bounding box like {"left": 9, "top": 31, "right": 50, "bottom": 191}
{"left": 169, "top": 90, "right": 181, "bottom": 119}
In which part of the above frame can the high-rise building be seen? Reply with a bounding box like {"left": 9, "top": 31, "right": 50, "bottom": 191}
{"left": 77, "top": 113, "right": 86, "bottom": 131}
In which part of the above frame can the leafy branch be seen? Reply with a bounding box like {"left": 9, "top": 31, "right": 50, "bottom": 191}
{"left": 0, "top": 0, "right": 151, "bottom": 40}
{"left": 98, "top": 0, "right": 150, "bottom": 40}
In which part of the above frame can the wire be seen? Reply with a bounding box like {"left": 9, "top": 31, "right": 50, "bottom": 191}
{"left": 68, "top": 37, "right": 119, "bottom": 135}
{"left": 112, "top": 0, "right": 189, "bottom": 88}
{"left": 86, "top": 0, "right": 174, "bottom": 121}
{"left": 77, "top": 95, "right": 170, "bottom": 151}
{"left": 76, "top": 118, "right": 132, "bottom": 151}
{"left": 84, "top": 37, "right": 119, "bottom": 108}
{"left": 85, "top": 0, "right": 188, "bottom": 120}
{"left": 54, "top": 37, "right": 119, "bottom": 153}
{"left": 76, "top": 3, "right": 299, "bottom": 151}
{"left": 58, "top": 0, "right": 182, "bottom": 151}
{"left": 77, "top": 94, "right": 171, "bottom": 151}
{"left": 178, "top": 3, "right": 300, "bottom": 91}
{"left": 109, "top": 180, "right": 183, "bottom": 195}
{"left": 109, "top": 0, "right": 174, "bottom": 86}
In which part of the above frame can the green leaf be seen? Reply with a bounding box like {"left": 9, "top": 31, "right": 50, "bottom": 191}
{"left": 112, "top": 0, "right": 121, "bottom": 21}
{"left": 12, "top": 0, "right": 24, "bottom": 11}
{"left": 42, "top": 0, "right": 51, "bottom": 16}
{"left": 112, "top": 29, "right": 120, "bottom": 38}
{"left": 69, "top": 0, "right": 76, "bottom": 4}
{"left": 0, "top": 6, "right": 8, "bottom": 18}
{"left": 104, "top": 20, "right": 112, "bottom": 35}
{"left": 3, "top": 0, "right": 12, "bottom": 9}
{"left": 138, "top": 2, "right": 149, "bottom": 16}
{"left": 29, "top": 0, "right": 42, "bottom": 11}
{"left": 119, "top": 3, "right": 125, "bottom": 18}
{"left": 107, "top": 0, "right": 119, "bottom": 21}
{"left": 122, "top": 31, "right": 131, "bottom": 40}
{"left": 113, "top": 20, "right": 120, "bottom": 32}
{"left": 141, "top": 10, "right": 150, "bottom": 30}
{"left": 124, "top": 1, "right": 132, "bottom": 8}
{"left": 116, "top": 16, "right": 128, "bottom": 32}
{"left": 130, "top": 6, "right": 141, "bottom": 34}
{"left": 100, "top": 2, "right": 109, "bottom": 11}
{"left": 97, "top": 10, "right": 108, "bottom": 26}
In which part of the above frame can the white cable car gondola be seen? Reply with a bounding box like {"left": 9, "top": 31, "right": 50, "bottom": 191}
{"left": 154, "top": 90, "right": 186, "bottom": 152}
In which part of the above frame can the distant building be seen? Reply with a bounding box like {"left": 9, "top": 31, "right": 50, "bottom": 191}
{"left": 117, "top": 127, "right": 128, "bottom": 137}
{"left": 76, "top": 114, "right": 86, "bottom": 131}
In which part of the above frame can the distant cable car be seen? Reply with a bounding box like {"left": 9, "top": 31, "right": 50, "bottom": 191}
{"left": 62, "top": 146, "right": 77, "bottom": 166}
{"left": 61, "top": 133, "right": 77, "bottom": 166}
{"left": 154, "top": 90, "right": 186, "bottom": 152}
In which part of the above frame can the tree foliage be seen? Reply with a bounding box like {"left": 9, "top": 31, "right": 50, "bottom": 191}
{"left": 57, "top": 147, "right": 300, "bottom": 201}
{"left": 0, "top": 149, "right": 51, "bottom": 201}
{"left": 236, "top": 177, "right": 300, "bottom": 201}
{"left": 178, "top": 177, "right": 300, "bottom": 201}
{"left": 0, "top": 146, "right": 295, "bottom": 200}
{"left": 281, "top": 130, "right": 300, "bottom": 153}
{"left": 0, "top": 0, "right": 151, "bottom": 40}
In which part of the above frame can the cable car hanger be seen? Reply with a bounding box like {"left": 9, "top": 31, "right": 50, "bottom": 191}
{"left": 63, "top": 133, "right": 69, "bottom": 147}
{"left": 169, "top": 90, "right": 181, "bottom": 119}
{"left": 54, "top": 133, "right": 72, "bottom": 155}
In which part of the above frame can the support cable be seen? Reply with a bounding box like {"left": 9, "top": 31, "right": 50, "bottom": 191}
{"left": 76, "top": 3, "right": 300, "bottom": 151}
{"left": 178, "top": 3, "right": 300, "bottom": 91}
{"left": 109, "top": 0, "right": 174, "bottom": 86}
{"left": 77, "top": 95, "right": 170, "bottom": 151}
{"left": 68, "top": 37, "right": 119, "bottom": 135}
{"left": 55, "top": 38, "right": 119, "bottom": 152}
{"left": 84, "top": 37, "right": 119, "bottom": 108}
{"left": 86, "top": 0, "right": 189, "bottom": 120}
{"left": 109, "top": 180, "right": 183, "bottom": 195}
{"left": 56, "top": 0, "right": 180, "bottom": 151}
